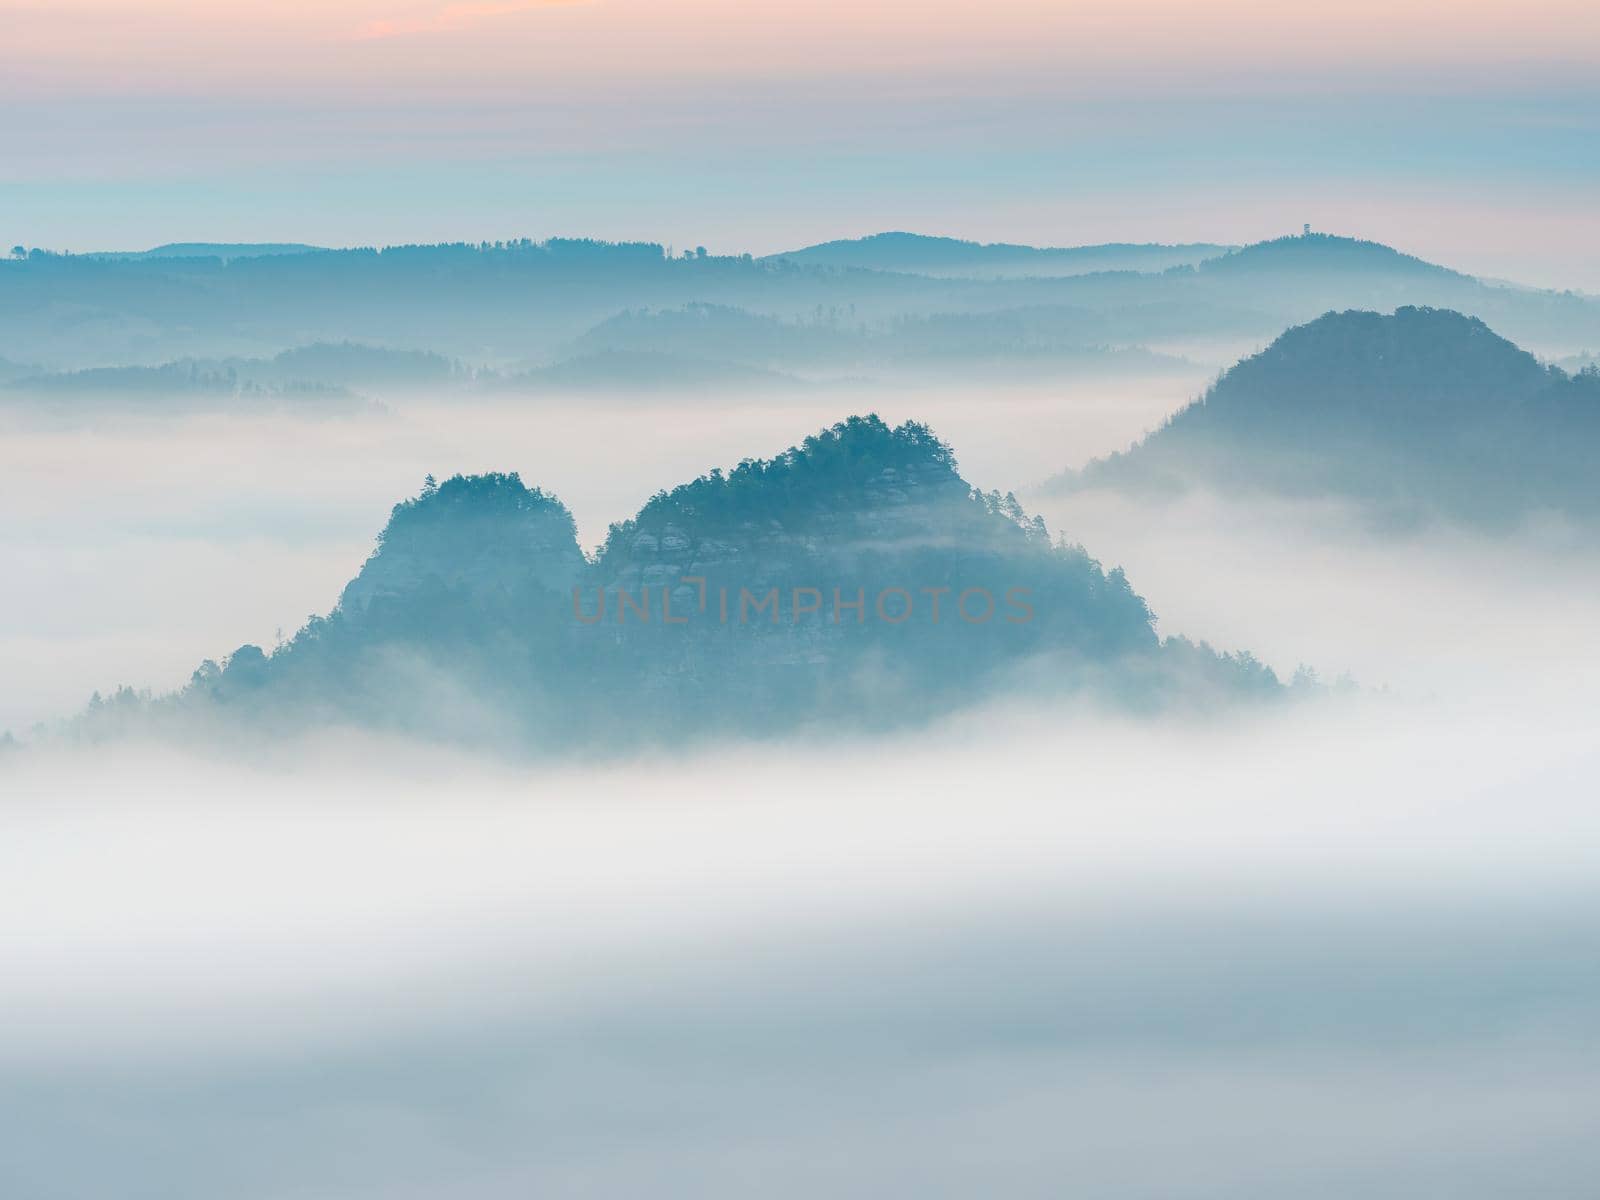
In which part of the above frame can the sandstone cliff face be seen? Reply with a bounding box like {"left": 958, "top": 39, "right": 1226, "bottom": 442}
{"left": 338, "top": 472, "right": 584, "bottom": 615}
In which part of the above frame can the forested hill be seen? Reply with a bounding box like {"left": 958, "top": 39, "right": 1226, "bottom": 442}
{"left": 77, "top": 416, "right": 1281, "bottom": 749}
{"left": 1195, "top": 233, "right": 1463, "bottom": 281}
{"left": 1169, "top": 306, "right": 1549, "bottom": 423}
{"left": 767, "top": 233, "right": 1230, "bottom": 277}
{"left": 1063, "top": 307, "right": 1600, "bottom": 524}
{"left": 87, "top": 243, "right": 324, "bottom": 262}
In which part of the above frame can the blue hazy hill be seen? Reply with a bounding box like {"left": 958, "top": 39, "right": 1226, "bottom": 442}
{"left": 1060, "top": 307, "right": 1600, "bottom": 525}
{"left": 1195, "top": 233, "right": 1463, "bottom": 281}
{"left": 768, "top": 232, "right": 1231, "bottom": 278}
{"left": 261, "top": 342, "right": 463, "bottom": 388}
{"left": 1, "top": 361, "right": 368, "bottom": 415}
{"left": 558, "top": 301, "right": 1193, "bottom": 380}
{"left": 501, "top": 349, "right": 806, "bottom": 393}
{"left": 3, "top": 341, "right": 463, "bottom": 410}
{"left": 89, "top": 243, "right": 325, "bottom": 262}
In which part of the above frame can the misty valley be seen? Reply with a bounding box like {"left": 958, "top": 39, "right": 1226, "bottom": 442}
{"left": 3, "top": 227, "right": 1598, "bottom": 1199}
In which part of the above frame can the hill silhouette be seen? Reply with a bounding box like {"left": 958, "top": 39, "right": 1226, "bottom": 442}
{"left": 1196, "top": 233, "right": 1463, "bottom": 281}
{"left": 769, "top": 233, "right": 1230, "bottom": 278}
{"left": 263, "top": 342, "right": 463, "bottom": 389}
{"left": 77, "top": 416, "right": 1281, "bottom": 749}
{"left": 561, "top": 301, "right": 1192, "bottom": 380}
{"left": 502, "top": 350, "right": 805, "bottom": 393}
{"left": 2, "top": 361, "right": 368, "bottom": 415}
{"left": 1061, "top": 307, "right": 1600, "bottom": 525}
{"left": 2, "top": 341, "right": 461, "bottom": 411}
{"left": 95, "top": 243, "right": 325, "bottom": 262}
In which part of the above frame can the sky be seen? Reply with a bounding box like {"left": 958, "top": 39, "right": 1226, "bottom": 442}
{"left": 4, "top": 0, "right": 1599, "bottom": 288}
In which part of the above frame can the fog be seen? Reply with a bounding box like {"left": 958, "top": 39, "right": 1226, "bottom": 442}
{"left": 4, "top": 381, "right": 1599, "bottom": 1197}
{"left": 4, "top": 688, "right": 1599, "bottom": 1197}
{"left": 1032, "top": 486, "right": 1600, "bottom": 695}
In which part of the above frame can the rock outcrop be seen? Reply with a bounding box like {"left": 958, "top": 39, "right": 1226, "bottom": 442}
{"left": 116, "top": 415, "right": 1280, "bottom": 748}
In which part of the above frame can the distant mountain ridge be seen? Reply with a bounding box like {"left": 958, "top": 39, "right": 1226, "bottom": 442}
{"left": 769, "top": 232, "right": 1232, "bottom": 278}
{"left": 88, "top": 242, "right": 325, "bottom": 262}
{"left": 1195, "top": 233, "right": 1464, "bottom": 281}
{"left": 3, "top": 341, "right": 465, "bottom": 410}
{"left": 558, "top": 301, "right": 1195, "bottom": 382}
{"left": 502, "top": 349, "right": 806, "bottom": 393}
{"left": 1056, "top": 307, "right": 1600, "bottom": 526}
{"left": 6, "top": 232, "right": 1598, "bottom": 371}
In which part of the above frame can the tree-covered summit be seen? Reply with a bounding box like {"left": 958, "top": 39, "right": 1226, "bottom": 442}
{"left": 73, "top": 416, "right": 1283, "bottom": 749}
{"left": 1175, "top": 307, "right": 1549, "bottom": 423}
{"left": 599, "top": 415, "right": 970, "bottom": 561}
{"left": 1197, "top": 234, "right": 1463, "bottom": 280}
{"left": 1064, "top": 307, "right": 1599, "bottom": 525}
{"left": 376, "top": 471, "right": 573, "bottom": 546}
{"left": 340, "top": 472, "right": 583, "bottom": 615}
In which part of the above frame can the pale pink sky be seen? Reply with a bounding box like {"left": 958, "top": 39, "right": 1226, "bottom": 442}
{"left": 5, "top": 0, "right": 1598, "bottom": 288}
{"left": 11, "top": 0, "right": 1598, "bottom": 94}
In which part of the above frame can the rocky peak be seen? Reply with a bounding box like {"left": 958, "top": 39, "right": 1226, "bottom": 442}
{"left": 339, "top": 472, "right": 583, "bottom": 613}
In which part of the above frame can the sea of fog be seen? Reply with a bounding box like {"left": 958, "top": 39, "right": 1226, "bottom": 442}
{"left": 4, "top": 692, "right": 1599, "bottom": 1198}
{"left": 3, "top": 379, "right": 1599, "bottom": 1197}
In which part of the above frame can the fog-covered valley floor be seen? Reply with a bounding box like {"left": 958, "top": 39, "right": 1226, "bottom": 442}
{"left": 3, "top": 382, "right": 1598, "bottom": 1198}
{"left": 5, "top": 690, "right": 1599, "bottom": 1198}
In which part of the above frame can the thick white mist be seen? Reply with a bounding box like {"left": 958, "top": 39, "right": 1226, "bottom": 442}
{"left": 3, "top": 686, "right": 1597, "bottom": 1056}
{"left": 3, "top": 687, "right": 1599, "bottom": 1199}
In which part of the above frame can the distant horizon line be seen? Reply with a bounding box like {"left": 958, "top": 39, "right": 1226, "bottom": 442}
{"left": 12, "top": 229, "right": 1588, "bottom": 297}
{"left": 18, "top": 228, "right": 1348, "bottom": 261}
